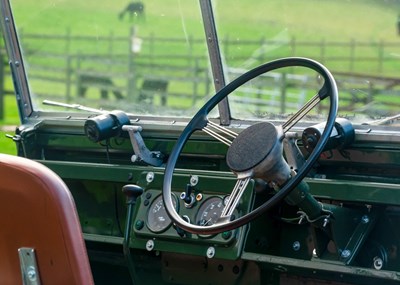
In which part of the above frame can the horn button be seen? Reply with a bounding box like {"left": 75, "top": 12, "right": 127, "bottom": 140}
{"left": 226, "top": 122, "right": 290, "bottom": 184}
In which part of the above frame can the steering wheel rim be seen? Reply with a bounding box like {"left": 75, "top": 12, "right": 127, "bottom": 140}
{"left": 163, "top": 57, "right": 338, "bottom": 235}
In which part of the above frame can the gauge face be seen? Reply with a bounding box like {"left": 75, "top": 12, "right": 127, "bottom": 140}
{"left": 147, "top": 194, "right": 177, "bottom": 233}
{"left": 196, "top": 197, "right": 224, "bottom": 226}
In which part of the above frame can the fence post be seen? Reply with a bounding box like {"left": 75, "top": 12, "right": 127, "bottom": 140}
{"left": 223, "top": 34, "right": 229, "bottom": 64}
{"left": 75, "top": 52, "right": 81, "bottom": 98}
{"left": 108, "top": 30, "right": 114, "bottom": 72}
{"left": 320, "top": 39, "right": 325, "bottom": 64}
{"left": 150, "top": 32, "right": 155, "bottom": 69}
{"left": 65, "top": 28, "right": 72, "bottom": 102}
{"left": 367, "top": 81, "right": 374, "bottom": 104}
{"left": 348, "top": 38, "right": 355, "bottom": 72}
{"left": 259, "top": 36, "right": 266, "bottom": 63}
{"left": 291, "top": 36, "right": 296, "bottom": 56}
{"left": 192, "top": 58, "right": 199, "bottom": 105}
{"left": 0, "top": 52, "right": 4, "bottom": 120}
{"left": 280, "top": 73, "right": 287, "bottom": 114}
{"left": 188, "top": 35, "right": 193, "bottom": 68}
{"left": 127, "top": 26, "right": 136, "bottom": 100}
{"left": 378, "top": 40, "right": 384, "bottom": 72}
{"left": 65, "top": 55, "right": 72, "bottom": 103}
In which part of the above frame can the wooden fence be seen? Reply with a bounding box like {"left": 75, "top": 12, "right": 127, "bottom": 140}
{"left": 1, "top": 29, "right": 400, "bottom": 118}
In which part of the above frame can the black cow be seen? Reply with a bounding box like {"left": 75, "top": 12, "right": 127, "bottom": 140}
{"left": 78, "top": 74, "right": 123, "bottom": 100}
{"left": 119, "top": 2, "right": 145, "bottom": 21}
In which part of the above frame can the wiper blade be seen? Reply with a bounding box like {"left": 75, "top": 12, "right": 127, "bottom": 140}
{"left": 364, "top": 113, "right": 400, "bottom": 125}
{"left": 43, "top": 100, "right": 107, "bottom": 114}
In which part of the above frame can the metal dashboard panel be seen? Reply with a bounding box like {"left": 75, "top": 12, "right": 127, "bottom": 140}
{"left": 131, "top": 171, "right": 255, "bottom": 260}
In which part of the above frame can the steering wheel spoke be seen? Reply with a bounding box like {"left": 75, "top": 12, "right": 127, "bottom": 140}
{"left": 202, "top": 120, "right": 238, "bottom": 146}
{"left": 282, "top": 93, "right": 321, "bottom": 133}
{"left": 220, "top": 175, "right": 252, "bottom": 220}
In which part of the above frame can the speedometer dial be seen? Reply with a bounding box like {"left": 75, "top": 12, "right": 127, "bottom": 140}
{"left": 196, "top": 197, "right": 224, "bottom": 226}
{"left": 147, "top": 194, "right": 177, "bottom": 233}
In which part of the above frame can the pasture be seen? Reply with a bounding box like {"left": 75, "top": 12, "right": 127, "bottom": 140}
{"left": 13, "top": 0, "right": 400, "bottom": 41}
{"left": 12, "top": 0, "right": 400, "bottom": 75}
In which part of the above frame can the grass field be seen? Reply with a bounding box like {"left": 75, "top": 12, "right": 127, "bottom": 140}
{"left": 13, "top": 0, "right": 400, "bottom": 69}
{"left": 13, "top": 0, "right": 400, "bottom": 40}
{"left": 0, "top": 96, "right": 19, "bottom": 155}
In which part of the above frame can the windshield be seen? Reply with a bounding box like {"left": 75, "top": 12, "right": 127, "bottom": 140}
{"left": 11, "top": 0, "right": 210, "bottom": 117}
{"left": 214, "top": 0, "right": 400, "bottom": 124}
{"left": 7, "top": 0, "right": 400, "bottom": 125}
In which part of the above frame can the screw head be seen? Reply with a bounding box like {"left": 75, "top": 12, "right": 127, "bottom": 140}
{"left": 146, "top": 239, "right": 154, "bottom": 251}
{"left": 26, "top": 266, "right": 37, "bottom": 281}
{"left": 292, "top": 241, "right": 301, "bottom": 251}
{"left": 373, "top": 256, "right": 383, "bottom": 270}
{"left": 190, "top": 175, "right": 199, "bottom": 186}
{"left": 206, "top": 246, "right": 215, "bottom": 258}
{"left": 146, "top": 172, "right": 155, "bottom": 183}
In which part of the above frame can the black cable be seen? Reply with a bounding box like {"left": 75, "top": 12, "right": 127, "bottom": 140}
{"left": 103, "top": 139, "right": 124, "bottom": 236}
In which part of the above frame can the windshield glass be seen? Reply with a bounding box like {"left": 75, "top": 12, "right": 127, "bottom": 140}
{"left": 215, "top": 0, "right": 400, "bottom": 124}
{"left": 7, "top": 0, "right": 400, "bottom": 126}
{"left": 11, "top": 0, "right": 210, "bottom": 117}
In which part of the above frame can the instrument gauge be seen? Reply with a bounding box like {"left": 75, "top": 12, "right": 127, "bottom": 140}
{"left": 196, "top": 197, "right": 224, "bottom": 226}
{"left": 147, "top": 194, "right": 178, "bottom": 233}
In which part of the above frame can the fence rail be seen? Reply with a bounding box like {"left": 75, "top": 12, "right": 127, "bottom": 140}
{"left": 1, "top": 30, "right": 400, "bottom": 119}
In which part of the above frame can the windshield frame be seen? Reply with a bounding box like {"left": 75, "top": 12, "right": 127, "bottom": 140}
{"left": 199, "top": 0, "right": 230, "bottom": 125}
{"left": 1, "top": 0, "right": 32, "bottom": 123}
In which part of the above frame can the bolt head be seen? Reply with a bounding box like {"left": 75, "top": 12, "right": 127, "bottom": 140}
{"left": 361, "top": 215, "right": 369, "bottom": 224}
{"left": 341, "top": 249, "right": 351, "bottom": 259}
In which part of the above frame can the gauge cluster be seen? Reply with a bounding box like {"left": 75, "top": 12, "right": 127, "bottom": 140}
{"left": 131, "top": 171, "right": 254, "bottom": 258}
{"left": 134, "top": 190, "right": 236, "bottom": 244}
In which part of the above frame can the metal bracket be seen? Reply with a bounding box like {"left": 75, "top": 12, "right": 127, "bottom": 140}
{"left": 338, "top": 212, "right": 378, "bottom": 265}
{"left": 122, "top": 125, "right": 164, "bottom": 167}
{"left": 18, "top": 248, "right": 41, "bottom": 285}
{"left": 283, "top": 132, "right": 305, "bottom": 172}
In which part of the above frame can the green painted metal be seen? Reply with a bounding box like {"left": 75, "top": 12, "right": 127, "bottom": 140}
{"left": 17, "top": 125, "right": 400, "bottom": 284}
{"left": 241, "top": 252, "right": 400, "bottom": 284}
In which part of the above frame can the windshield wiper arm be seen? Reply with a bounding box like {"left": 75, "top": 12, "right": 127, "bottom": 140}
{"left": 364, "top": 113, "right": 400, "bottom": 125}
{"left": 43, "top": 100, "right": 107, "bottom": 114}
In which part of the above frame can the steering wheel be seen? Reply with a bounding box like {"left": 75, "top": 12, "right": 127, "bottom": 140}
{"left": 163, "top": 57, "right": 338, "bottom": 235}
